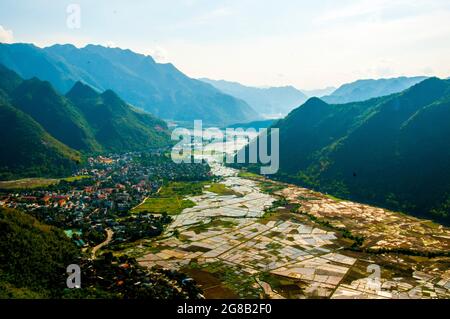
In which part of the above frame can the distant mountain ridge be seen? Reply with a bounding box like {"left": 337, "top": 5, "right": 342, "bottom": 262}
{"left": 0, "top": 64, "right": 170, "bottom": 180}
{"left": 301, "top": 87, "right": 336, "bottom": 98}
{"left": 200, "top": 78, "right": 308, "bottom": 117}
{"left": 322, "top": 76, "right": 428, "bottom": 104}
{"left": 0, "top": 43, "right": 259, "bottom": 125}
{"left": 238, "top": 77, "right": 450, "bottom": 224}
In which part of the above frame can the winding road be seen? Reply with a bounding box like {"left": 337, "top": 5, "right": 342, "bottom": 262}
{"left": 91, "top": 228, "right": 114, "bottom": 259}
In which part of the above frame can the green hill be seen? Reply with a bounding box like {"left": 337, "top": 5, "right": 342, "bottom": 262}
{"left": 12, "top": 78, "right": 102, "bottom": 152}
{"left": 239, "top": 78, "right": 450, "bottom": 224}
{"left": 0, "top": 64, "right": 100, "bottom": 152}
{"left": 66, "top": 81, "right": 170, "bottom": 152}
{"left": 0, "top": 207, "right": 80, "bottom": 298}
{"left": 0, "top": 96, "right": 80, "bottom": 180}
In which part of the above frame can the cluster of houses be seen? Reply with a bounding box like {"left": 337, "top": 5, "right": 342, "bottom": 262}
{"left": 0, "top": 152, "right": 211, "bottom": 249}
{"left": 79, "top": 252, "right": 204, "bottom": 299}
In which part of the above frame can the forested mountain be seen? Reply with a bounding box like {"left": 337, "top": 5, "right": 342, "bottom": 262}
{"left": 322, "top": 76, "right": 428, "bottom": 104}
{"left": 11, "top": 78, "right": 102, "bottom": 152}
{"left": 239, "top": 78, "right": 450, "bottom": 223}
{"left": 0, "top": 64, "right": 170, "bottom": 180}
{"left": 66, "top": 82, "right": 169, "bottom": 152}
{"left": 0, "top": 43, "right": 259, "bottom": 125}
{"left": 0, "top": 207, "right": 80, "bottom": 298}
{"left": 0, "top": 96, "right": 80, "bottom": 180}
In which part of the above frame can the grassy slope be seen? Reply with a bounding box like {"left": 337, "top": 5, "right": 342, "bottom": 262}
{"left": 0, "top": 207, "right": 80, "bottom": 298}
{"left": 0, "top": 97, "right": 80, "bottom": 180}
{"left": 66, "top": 82, "right": 170, "bottom": 152}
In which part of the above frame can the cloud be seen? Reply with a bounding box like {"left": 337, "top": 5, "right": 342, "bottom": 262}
{"left": 0, "top": 25, "right": 13, "bottom": 43}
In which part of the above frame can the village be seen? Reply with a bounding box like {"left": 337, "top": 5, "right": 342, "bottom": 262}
{"left": 0, "top": 152, "right": 211, "bottom": 248}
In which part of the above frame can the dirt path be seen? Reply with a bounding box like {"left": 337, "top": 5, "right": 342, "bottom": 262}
{"left": 131, "top": 197, "right": 148, "bottom": 211}
{"left": 91, "top": 228, "right": 114, "bottom": 259}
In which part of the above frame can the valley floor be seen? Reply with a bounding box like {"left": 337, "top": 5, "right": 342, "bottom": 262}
{"left": 134, "top": 163, "right": 450, "bottom": 299}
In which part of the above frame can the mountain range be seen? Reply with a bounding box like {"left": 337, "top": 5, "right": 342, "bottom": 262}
{"left": 239, "top": 77, "right": 450, "bottom": 223}
{"left": 0, "top": 43, "right": 259, "bottom": 125}
{"left": 301, "top": 87, "right": 336, "bottom": 98}
{"left": 201, "top": 76, "right": 428, "bottom": 119}
{"left": 200, "top": 78, "right": 308, "bottom": 117}
{"left": 322, "top": 76, "right": 429, "bottom": 104}
{"left": 0, "top": 64, "right": 170, "bottom": 180}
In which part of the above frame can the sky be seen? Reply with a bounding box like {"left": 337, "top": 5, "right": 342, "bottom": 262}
{"left": 1, "top": 0, "right": 450, "bottom": 90}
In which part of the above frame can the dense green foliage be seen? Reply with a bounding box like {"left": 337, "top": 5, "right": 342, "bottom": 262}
{"left": 0, "top": 43, "right": 259, "bottom": 125}
{"left": 4, "top": 66, "right": 101, "bottom": 152}
{"left": 0, "top": 94, "right": 80, "bottom": 180}
{"left": 239, "top": 78, "right": 450, "bottom": 224}
{"left": 66, "top": 82, "right": 169, "bottom": 152}
{"left": 0, "top": 207, "right": 80, "bottom": 298}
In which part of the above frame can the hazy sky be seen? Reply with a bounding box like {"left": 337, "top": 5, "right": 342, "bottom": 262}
{"left": 1, "top": 0, "right": 450, "bottom": 89}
